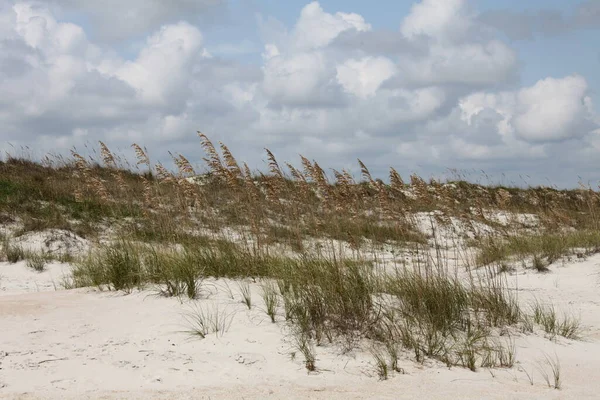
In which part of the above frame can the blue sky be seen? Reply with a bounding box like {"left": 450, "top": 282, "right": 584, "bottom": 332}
{"left": 1, "top": 0, "right": 599, "bottom": 187}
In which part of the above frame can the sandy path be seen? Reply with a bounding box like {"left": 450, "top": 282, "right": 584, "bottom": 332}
{"left": 2, "top": 257, "right": 600, "bottom": 399}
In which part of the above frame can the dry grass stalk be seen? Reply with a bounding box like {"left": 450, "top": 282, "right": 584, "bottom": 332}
{"left": 198, "top": 132, "right": 227, "bottom": 178}
{"left": 389, "top": 167, "right": 404, "bottom": 191}
{"left": 71, "top": 150, "right": 112, "bottom": 202}
{"left": 155, "top": 163, "right": 176, "bottom": 184}
{"left": 220, "top": 142, "right": 243, "bottom": 187}
{"left": 131, "top": 144, "right": 151, "bottom": 168}
{"left": 358, "top": 159, "right": 375, "bottom": 187}
{"left": 311, "top": 162, "right": 330, "bottom": 206}
{"left": 264, "top": 148, "right": 287, "bottom": 205}
{"left": 100, "top": 141, "right": 127, "bottom": 197}
{"left": 286, "top": 162, "right": 311, "bottom": 203}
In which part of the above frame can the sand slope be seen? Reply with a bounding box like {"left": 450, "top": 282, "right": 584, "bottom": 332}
{"left": 2, "top": 255, "right": 600, "bottom": 399}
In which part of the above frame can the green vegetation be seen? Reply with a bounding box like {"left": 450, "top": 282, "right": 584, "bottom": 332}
{"left": 1, "top": 134, "right": 593, "bottom": 377}
{"left": 476, "top": 230, "right": 600, "bottom": 268}
{"left": 532, "top": 301, "right": 581, "bottom": 340}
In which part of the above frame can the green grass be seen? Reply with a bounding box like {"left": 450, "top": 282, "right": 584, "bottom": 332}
{"left": 278, "top": 257, "right": 375, "bottom": 345}
{"left": 292, "top": 331, "right": 317, "bottom": 372}
{"left": 26, "top": 252, "right": 48, "bottom": 272}
{"left": 260, "top": 281, "right": 280, "bottom": 323}
{"left": 73, "top": 240, "right": 143, "bottom": 291}
{"left": 531, "top": 301, "right": 581, "bottom": 339}
{"left": 143, "top": 246, "right": 205, "bottom": 299}
{"left": 72, "top": 239, "right": 290, "bottom": 297}
{"left": 69, "top": 235, "right": 526, "bottom": 370}
{"left": 370, "top": 347, "right": 389, "bottom": 380}
{"left": 4, "top": 241, "right": 25, "bottom": 263}
{"left": 238, "top": 281, "right": 252, "bottom": 309}
{"left": 476, "top": 230, "right": 600, "bottom": 268}
{"left": 375, "top": 267, "right": 521, "bottom": 369}
{"left": 184, "top": 304, "right": 234, "bottom": 339}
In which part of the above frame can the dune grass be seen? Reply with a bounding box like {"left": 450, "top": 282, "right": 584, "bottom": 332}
{"left": 476, "top": 230, "right": 600, "bottom": 268}
{"left": 184, "top": 303, "right": 234, "bottom": 339}
{"left": 1, "top": 134, "right": 595, "bottom": 375}
{"left": 531, "top": 301, "right": 581, "bottom": 340}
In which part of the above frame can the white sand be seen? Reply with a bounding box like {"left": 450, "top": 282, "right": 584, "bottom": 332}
{"left": 10, "top": 230, "right": 90, "bottom": 257}
{"left": 2, "top": 240, "right": 600, "bottom": 398}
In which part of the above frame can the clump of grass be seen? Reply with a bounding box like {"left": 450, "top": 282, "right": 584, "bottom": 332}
{"left": 476, "top": 231, "right": 600, "bottom": 268}
{"left": 56, "top": 251, "right": 75, "bottom": 263}
{"left": 376, "top": 266, "right": 521, "bottom": 369}
{"left": 145, "top": 247, "right": 205, "bottom": 299}
{"left": 278, "top": 257, "right": 375, "bottom": 345}
{"left": 71, "top": 239, "right": 286, "bottom": 294}
{"left": 538, "top": 354, "right": 561, "bottom": 389}
{"left": 0, "top": 233, "right": 6, "bottom": 259}
{"left": 384, "top": 340, "right": 402, "bottom": 373}
{"left": 73, "top": 240, "right": 143, "bottom": 292}
{"left": 260, "top": 281, "right": 280, "bottom": 323}
{"left": 4, "top": 239, "right": 25, "bottom": 263}
{"left": 370, "top": 347, "right": 389, "bottom": 380}
{"left": 497, "top": 339, "right": 517, "bottom": 368}
{"left": 26, "top": 252, "right": 48, "bottom": 272}
{"left": 176, "top": 241, "right": 285, "bottom": 279}
{"left": 480, "top": 338, "right": 516, "bottom": 369}
{"left": 520, "top": 314, "right": 534, "bottom": 334}
{"left": 293, "top": 332, "right": 316, "bottom": 372}
{"left": 184, "top": 304, "right": 235, "bottom": 339}
{"left": 238, "top": 281, "right": 252, "bottom": 309}
{"left": 532, "top": 255, "right": 549, "bottom": 273}
{"left": 531, "top": 301, "right": 581, "bottom": 339}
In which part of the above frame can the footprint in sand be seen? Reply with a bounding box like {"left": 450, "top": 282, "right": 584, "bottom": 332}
{"left": 235, "top": 352, "right": 265, "bottom": 366}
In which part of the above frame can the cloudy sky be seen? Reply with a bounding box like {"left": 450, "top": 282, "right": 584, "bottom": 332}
{"left": 1, "top": 0, "right": 599, "bottom": 187}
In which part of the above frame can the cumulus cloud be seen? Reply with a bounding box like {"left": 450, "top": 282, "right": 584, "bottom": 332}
{"left": 292, "top": 1, "right": 371, "bottom": 51}
{"left": 115, "top": 22, "right": 205, "bottom": 107}
{"left": 261, "top": 50, "right": 338, "bottom": 107}
{"left": 401, "top": 0, "right": 472, "bottom": 42}
{"left": 336, "top": 57, "right": 396, "bottom": 98}
{"left": 459, "top": 75, "right": 596, "bottom": 143}
{"left": 399, "top": 0, "right": 517, "bottom": 86}
{"left": 259, "top": 2, "right": 373, "bottom": 107}
{"left": 0, "top": 1, "right": 254, "bottom": 153}
{"left": 514, "top": 75, "right": 595, "bottom": 142}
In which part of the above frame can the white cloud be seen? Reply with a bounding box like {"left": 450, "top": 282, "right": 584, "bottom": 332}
{"left": 460, "top": 91, "right": 516, "bottom": 136}
{"left": 514, "top": 75, "right": 593, "bottom": 142}
{"left": 0, "top": 2, "right": 252, "bottom": 153}
{"left": 292, "top": 1, "right": 371, "bottom": 51}
{"left": 336, "top": 56, "right": 396, "bottom": 98}
{"left": 115, "top": 22, "right": 205, "bottom": 106}
{"left": 12, "top": 3, "right": 95, "bottom": 58}
{"left": 398, "top": 0, "right": 517, "bottom": 86}
{"left": 401, "top": 40, "right": 517, "bottom": 85}
{"left": 261, "top": 51, "right": 334, "bottom": 106}
{"left": 401, "top": 0, "right": 472, "bottom": 42}
{"left": 459, "top": 75, "right": 596, "bottom": 144}
{"left": 4, "top": 4, "right": 97, "bottom": 116}
{"left": 259, "top": 2, "right": 376, "bottom": 107}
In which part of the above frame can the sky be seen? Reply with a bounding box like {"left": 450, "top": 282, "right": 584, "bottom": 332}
{"left": 0, "top": 0, "right": 599, "bottom": 188}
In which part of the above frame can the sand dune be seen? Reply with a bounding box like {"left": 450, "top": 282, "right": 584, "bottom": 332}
{"left": 2, "top": 249, "right": 600, "bottom": 399}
